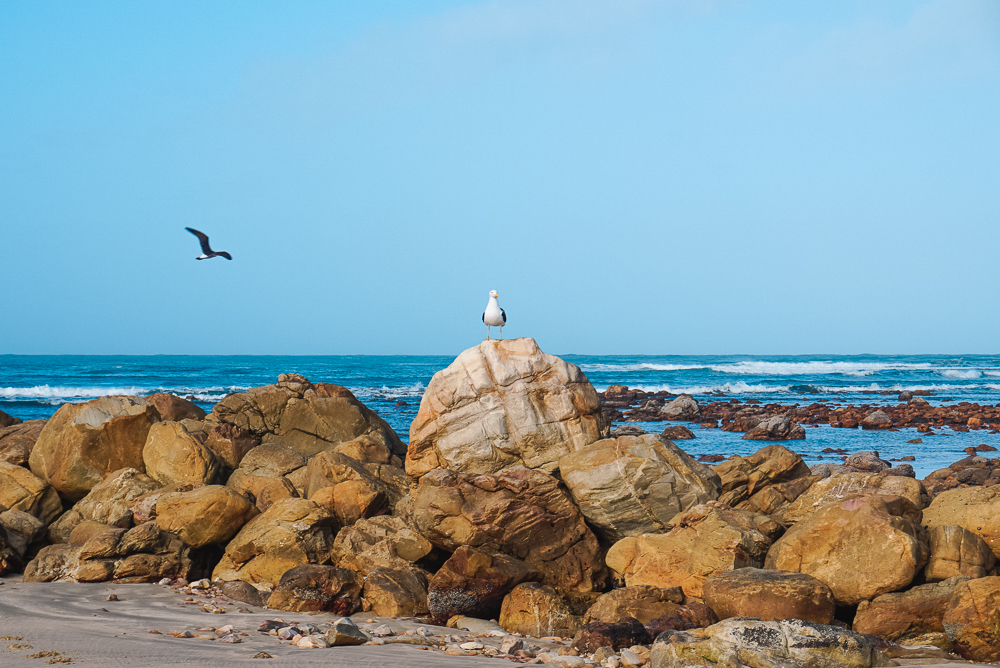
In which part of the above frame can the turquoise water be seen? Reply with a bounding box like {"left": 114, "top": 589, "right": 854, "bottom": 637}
{"left": 2, "top": 353, "right": 997, "bottom": 477}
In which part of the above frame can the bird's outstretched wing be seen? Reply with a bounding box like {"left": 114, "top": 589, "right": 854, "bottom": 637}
{"left": 217, "top": 251, "right": 233, "bottom": 260}
{"left": 500, "top": 308, "right": 506, "bottom": 324}
{"left": 185, "top": 227, "right": 213, "bottom": 254}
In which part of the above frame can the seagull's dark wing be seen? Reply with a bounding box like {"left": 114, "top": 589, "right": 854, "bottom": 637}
{"left": 217, "top": 251, "right": 233, "bottom": 260}
{"left": 185, "top": 227, "right": 213, "bottom": 254}
{"left": 482, "top": 311, "right": 486, "bottom": 323}
{"left": 500, "top": 308, "right": 506, "bottom": 324}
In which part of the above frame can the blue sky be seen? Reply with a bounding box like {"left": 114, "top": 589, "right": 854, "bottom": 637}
{"left": 2, "top": 1, "right": 998, "bottom": 355}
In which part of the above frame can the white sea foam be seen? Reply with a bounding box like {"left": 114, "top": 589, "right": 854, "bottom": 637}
{"left": 625, "top": 381, "right": 792, "bottom": 394}
{"left": 709, "top": 361, "right": 936, "bottom": 376}
{"left": 817, "top": 383, "right": 965, "bottom": 393}
{"left": 583, "top": 360, "right": 944, "bottom": 377}
{"left": 941, "top": 369, "right": 984, "bottom": 379}
{"left": 0, "top": 385, "right": 250, "bottom": 403}
{"left": 352, "top": 383, "right": 426, "bottom": 399}
{"left": 580, "top": 363, "right": 706, "bottom": 372}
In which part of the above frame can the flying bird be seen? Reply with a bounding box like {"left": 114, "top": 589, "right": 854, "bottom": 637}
{"left": 483, "top": 290, "right": 506, "bottom": 340}
{"left": 185, "top": 227, "right": 232, "bottom": 260}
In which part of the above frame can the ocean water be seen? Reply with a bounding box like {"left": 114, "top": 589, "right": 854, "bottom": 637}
{"left": 2, "top": 353, "right": 998, "bottom": 478}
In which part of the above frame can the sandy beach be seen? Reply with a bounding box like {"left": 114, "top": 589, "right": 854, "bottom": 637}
{"left": 0, "top": 579, "right": 509, "bottom": 668}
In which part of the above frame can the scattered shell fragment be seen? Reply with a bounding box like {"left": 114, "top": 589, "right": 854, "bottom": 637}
{"left": 105, "top": 594, "right": 119, "bottom": 601}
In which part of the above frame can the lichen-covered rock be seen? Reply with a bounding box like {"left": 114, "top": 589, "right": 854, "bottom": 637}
{"left": 942, "top": 576, "right": 1000, "bottom": 663}
{"left": 774, "top": 472, "right": 927, "bottom": 526}
{"left": 427, "top": 546, "right": 541, "bottom": 623}
{"left": 155, "top": 485, "right": 258, "bottom": 548}
{"left": 142, "top": 421, "right": 220, "bottom": 486}
{"left": 266, "top": 564, "right": 363, "bottom": 614}
{"left": 583, "top": 585, "right": 685, "bottom": 625}
{"left": 406, "top": 338, "right": 608, "bottom": 480}
{"left": 854, "top": 576, "right": 970, "bottom": 643}
{"left": 212, "top": 374, "right": 405, "bottom": 459}
{"left": 606, "top": 503, "right": 779, "bottom": 597}
{"left": 922, "top": 486, "right": 1000, "bottom": 559}
{"left": 411, "top": 466, "right": 606, "bottom": 594}
{"left": 558, "top": 434, "right": 720, "bottom": 542}
{"left": 0, "top": 460, "right": 63, "bottom": 526}
{"left": 765, "top": 496, "right": 929, "bottom": 606}
{"left": 702, "top": 568, "right": 836, "bottom": 624}
{"left": 362, "top": 566, "right": 429, "bottom": 617}
{"left": 0, "top": 419, "right": 46, "bottom": 466}
{"left": 573, "top": 617, "right": 651, "bottom": 653}
{"left": 649, "top": 618, "right": 892, "bottom": 668}
{"left": 29, "top": 396, "right": 160, "bottom": 500}
{"left": 213, "top": 498, "right": 337, "bottom": 585}
{"left": 499, "top": 582, "right": 582, "bottom": 638}
{"left": 925, "top": 524, "right": 996, "bottom": 581}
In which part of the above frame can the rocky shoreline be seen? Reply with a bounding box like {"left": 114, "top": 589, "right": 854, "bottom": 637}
{"left": 2, "top": 338, "right": 1000, "bottom": 667}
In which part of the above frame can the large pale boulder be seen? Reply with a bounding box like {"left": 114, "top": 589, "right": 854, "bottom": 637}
{"left": 765, "top": 495, "right": 929, "bottom": 605}
{"left": 0, "top": 419, "right": 46, "bottom": 466}
{"left": 411, "top": 466, "right": 606, "bottom": 594}
{"left": 659, "top": 394, "right": 700, "bottom": 421}
{"left": 922, "top": 486, "right": 1000, "bottom": 559}
{"left": 213, "top": 498, "right": 337, "bottom": 585}
{"left": 649, "top": 618, "right": 892, "bottom": 668}
{"left": 774, "top": 472, "right": 927, "bottom": 526}
{"left": 854, "top": 576, "right": 970, "bottom": 642}
{"left": 925, "top": 524, "right": 996, "bottom": 581}
{"left": 606, "top": 503, "right": 780, "bottom": 598}
{"left": 702, "top": 568, "right": 836, "bottom": 624}
{"left": 155, "top": 485, "right": 258, "bottom": 548}
{"left": 406, "top": 338, "right": 608, "bottom": 480}
{"left": 142, "top": 421, "right": 220, "bottom": 486}
{"left": 942, "top": 576, "right": 1000, "bottom": 663}
{"left": 212, "top": 373, "right": 405, "bottom": 459}
{"left": 29, "top": 396, "right": 160, "bottom": 500}
{"left": 0, "top": 460, "right": 63, "bottom": 525}
{"left": 558, "top": 434, "right": 720, "bottom": 542}
{"left": 500, "top": 582, "right": 582, "bottom": 638}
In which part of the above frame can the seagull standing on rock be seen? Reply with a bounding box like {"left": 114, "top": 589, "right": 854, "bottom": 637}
{"left": 483, "top": 290, "right": 506, "bottom": 340}
{"left": 185, "top": 227, "right": 232, "bottom": 260}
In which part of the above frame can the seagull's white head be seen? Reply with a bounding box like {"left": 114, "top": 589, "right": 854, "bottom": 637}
{"left": 489, "top": 290, "right": 499, "bottom": 299}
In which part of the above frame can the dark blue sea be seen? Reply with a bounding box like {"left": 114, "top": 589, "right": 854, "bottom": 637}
{"left": 3, "top": 353, "right": 999, "bottom": 478}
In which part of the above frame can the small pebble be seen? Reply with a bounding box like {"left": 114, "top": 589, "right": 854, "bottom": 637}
{"left": 460, "top": 641, "right": 484, "bottom": 650}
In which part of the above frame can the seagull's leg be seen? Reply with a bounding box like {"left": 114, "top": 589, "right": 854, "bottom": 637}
{"left": 499, "top": 327, "right": 503, "bottom": 340}
{"left": 486, "top": 326, "right": 491, "bottom": 341}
